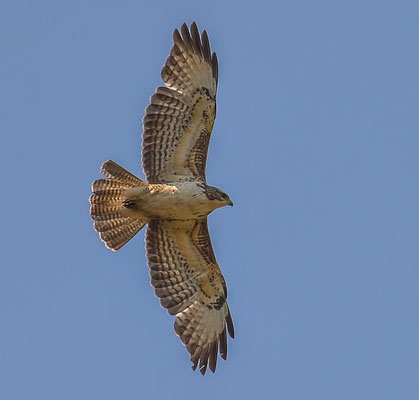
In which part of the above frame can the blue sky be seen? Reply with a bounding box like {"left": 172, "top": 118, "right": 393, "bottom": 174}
{"left": 1, "top": 1, "right": 418, "bottom": 399}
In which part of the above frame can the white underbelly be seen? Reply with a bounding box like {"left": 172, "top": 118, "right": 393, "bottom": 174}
{"left": 148, "top": 191, "right": 210, "bottom": 219}
{"left": 125, "top": 182, "right": 211, "bottom": 219}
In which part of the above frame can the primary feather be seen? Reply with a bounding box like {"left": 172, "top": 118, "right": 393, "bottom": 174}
{"left": 90, "top": 22, "right": 234, "bottom": 375}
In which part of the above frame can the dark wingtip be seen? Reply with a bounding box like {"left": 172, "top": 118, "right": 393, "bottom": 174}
{"left": 211, "top": 52, "right": 218, "bottom": 84}
{"left": 191, "top": 361, "right": 198, "bottom": 371}
{"left": 199, "top": 363, "right": 208, "bottom": 375}
{"left": 219, "top": 328, "right": 228, "bottom": 360}
{"left": 190, "top": 21, "right": 202, "bottom": 55}
{"left": 208, "top": 341, "right": 218, "bottom": 373}
{"left": 201, "top": 30, "right": 211, "bottom": 63}
{"left": 173, "top": 28, "right": 181, "bottom": 43}
{"left": 226, "top": 310, "right": 235, "bottom": 338}
{"left": 190, "top": 348, "right": 200, "bottom": 372}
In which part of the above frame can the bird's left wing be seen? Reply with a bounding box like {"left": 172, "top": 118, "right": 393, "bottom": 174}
{"left": 142, "top": 22, "right": 218, "bottom": 184}
{"left": 145, "top": 218, "right": 234, "bottom": 375}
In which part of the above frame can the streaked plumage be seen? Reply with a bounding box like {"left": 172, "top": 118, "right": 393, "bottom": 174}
{"left": 143, "top": 23, "right": 218, "bottom": 184}
{"left": 89, "top": 22, "right": 234, "bottom": 375}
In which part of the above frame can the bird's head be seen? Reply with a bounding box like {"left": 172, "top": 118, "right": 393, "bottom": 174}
{"left": 205, "top": 186, "right": 233, "bottom": 208}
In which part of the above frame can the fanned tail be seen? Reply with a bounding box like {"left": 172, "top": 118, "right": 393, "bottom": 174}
{"left": 90, "top": 160, "right": 149, "bottom": 251}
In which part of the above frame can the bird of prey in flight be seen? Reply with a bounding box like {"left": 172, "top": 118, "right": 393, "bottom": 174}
{"left": 90, "top": 22, "right": 234, "bottom": 375}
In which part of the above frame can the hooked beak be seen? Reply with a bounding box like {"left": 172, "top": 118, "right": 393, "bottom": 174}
{"left": 228, "top": 200, "right": 234, "bottom": 207}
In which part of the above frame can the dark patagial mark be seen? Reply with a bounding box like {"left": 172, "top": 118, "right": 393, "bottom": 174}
{"left": 211, "top": 294, "right": 226, "bottom": 310}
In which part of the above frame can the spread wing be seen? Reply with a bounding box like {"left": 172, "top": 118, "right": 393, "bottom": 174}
{"left": 142, "top": 22, "right": 218, "bottom": 184}
{"left": 145, "top": 219, "right": 234, "bottom": 375}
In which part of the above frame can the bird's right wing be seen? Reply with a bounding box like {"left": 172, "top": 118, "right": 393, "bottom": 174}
{"left": 145, "top": 218, "right": 234, "bottom": 375}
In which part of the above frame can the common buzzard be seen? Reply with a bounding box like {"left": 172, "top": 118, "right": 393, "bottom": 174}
{"left": 90, "top": 22, "right": 234, "bottom": 375}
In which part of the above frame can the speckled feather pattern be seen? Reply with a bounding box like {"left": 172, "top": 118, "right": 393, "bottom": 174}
{"left": 90, "top": 23, "right": 234, "bottom": 375}
{"left": 142, "top": 22, "right": 218, "bottom": 184}
{"left": 146, "top": 219, "right": 234, "bottom": 374}
{"left": 90, "top": 161, "right": 149, "bottom": 250}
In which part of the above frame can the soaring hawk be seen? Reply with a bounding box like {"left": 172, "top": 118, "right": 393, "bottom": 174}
{"left": 90, "top": 22, "right": 234, "bottom": 375}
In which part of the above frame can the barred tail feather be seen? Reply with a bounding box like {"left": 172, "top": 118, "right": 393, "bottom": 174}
{"left": 90, "top": 160, "right": 149, "bottom": 251}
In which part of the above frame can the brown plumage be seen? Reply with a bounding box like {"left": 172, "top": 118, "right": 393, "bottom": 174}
{"left": 90, "top": 161, "right": 149, "bottom": 251}
{"left": 142, "top": 22, "right": 218, "bottom": 183}
{"left": 89, "top": 22, "right": 234, "bottom": 375}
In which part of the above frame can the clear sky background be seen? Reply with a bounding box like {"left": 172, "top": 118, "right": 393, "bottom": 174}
{"left": 1, "top": 1, "right": 418, "bottom": 399}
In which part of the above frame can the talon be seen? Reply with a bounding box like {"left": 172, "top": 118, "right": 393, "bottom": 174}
{"left": 123, "top": 200, "right": 138, "bottom": 209}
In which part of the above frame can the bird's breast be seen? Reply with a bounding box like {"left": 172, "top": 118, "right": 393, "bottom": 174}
{"left": 136, "top": 182, "right": 212, "bottom": 219}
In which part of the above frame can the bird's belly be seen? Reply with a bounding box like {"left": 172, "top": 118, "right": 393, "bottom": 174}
{"left": 149, "top": 195, "right": 210, "bottom": 219}
{"left": 131, "top": 184, "right": 211, "bottom": 219}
